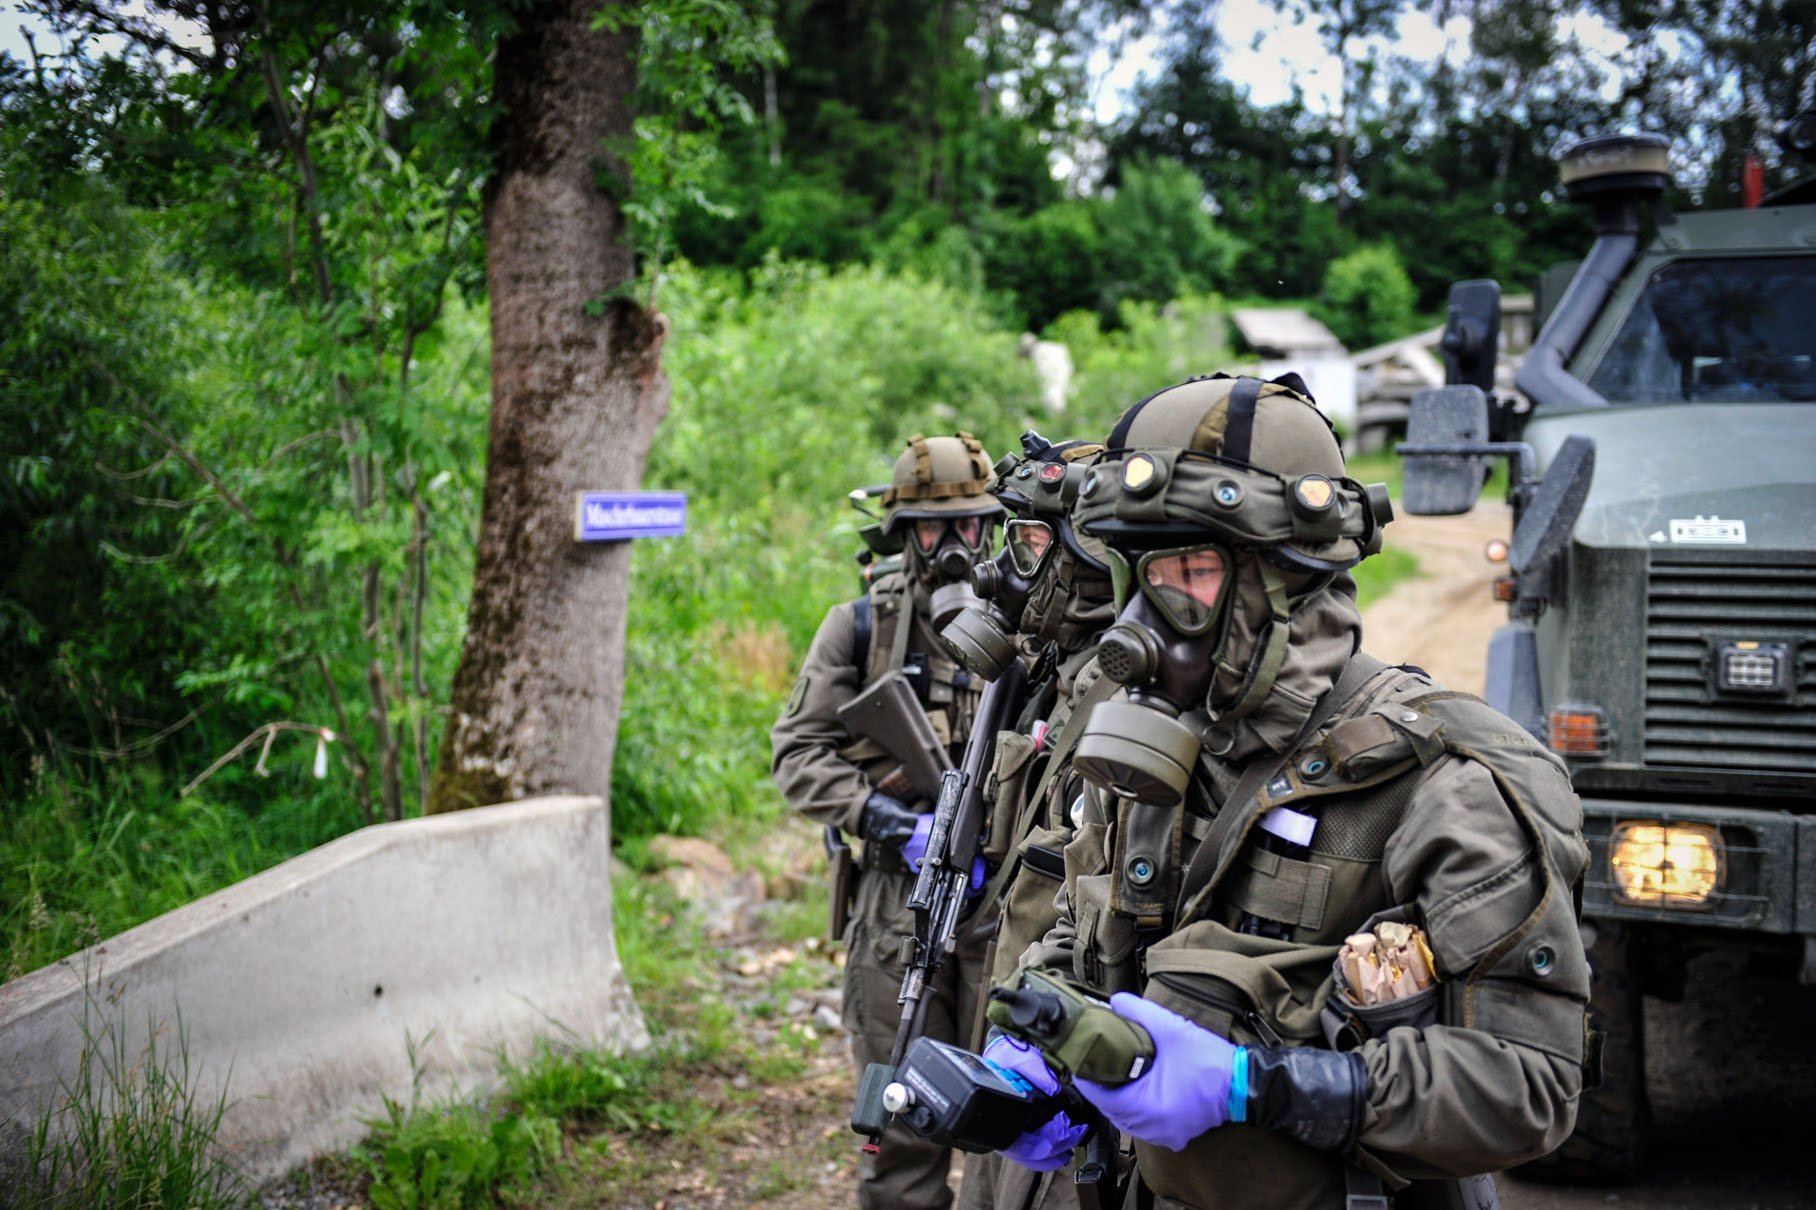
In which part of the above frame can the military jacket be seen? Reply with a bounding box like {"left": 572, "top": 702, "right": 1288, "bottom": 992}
{"left": 1028, "top": 655, "right": 1590, "bottom": 1210}
{"left": 771, "top": 572, "right": 980, "bottom": 837}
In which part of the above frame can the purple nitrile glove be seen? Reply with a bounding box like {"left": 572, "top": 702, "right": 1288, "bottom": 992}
{"left": 1073, "top": 992, "right": 1246, "bottom": 1153}
{"left": 902, "top": 815, "right": 988, "bottom": 894}
{"left": 983, "top": 1034, "right": 1087, "bottom": 1172}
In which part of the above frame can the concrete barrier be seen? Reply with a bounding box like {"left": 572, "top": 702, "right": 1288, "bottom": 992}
{"left": 0, "top": 794, "right": 648, "bottom": 1181}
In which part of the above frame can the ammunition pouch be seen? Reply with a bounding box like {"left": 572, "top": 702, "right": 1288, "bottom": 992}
{"left": 1071, "top": 872, "right": 1142, "bottom": 995}
{"left": 1319, "top": 905, "right": 1442, "bottom": 1051}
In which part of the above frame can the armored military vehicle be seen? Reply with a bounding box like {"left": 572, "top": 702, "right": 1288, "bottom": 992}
{"left": 1398, "top": 118, "right": 1816, "bottom": 1178}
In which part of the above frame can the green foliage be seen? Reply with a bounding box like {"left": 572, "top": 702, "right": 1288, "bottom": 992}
{"left": 6, "top": 997, "right": 243, "bottom": 1210}
{"left": 4, "top": 770, "right": 363, "bottom": 980}
{"left": 610, "top": 258, "right": 1044, "bottom": 838}
{"left": 599, "top": 0, "right": 786, "bottom": 290}
{"left": 356, "top": 1035, "right": 559, "bottom": 1210}
{"left": 982, "top": 200, "right": 1105, "bottom": 329}
{"left": 1316, "top": 243, "right": 1418, "bottom": 349}
{"left": 1098, "top": 158, "right": 1243, "bottom": 312}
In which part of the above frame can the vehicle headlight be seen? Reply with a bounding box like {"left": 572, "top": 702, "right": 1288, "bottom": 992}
{"left": 1609, "top": 822, "right": 1722, "bottom": 907}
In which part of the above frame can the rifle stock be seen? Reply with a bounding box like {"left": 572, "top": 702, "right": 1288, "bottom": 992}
{"left": 837, "top": 671, "right": 954, "bottom": 802}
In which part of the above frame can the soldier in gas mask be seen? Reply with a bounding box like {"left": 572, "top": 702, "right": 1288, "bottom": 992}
{"left": 942, "top": 435, "right": 1119, "bottom": 1210}
{"left": 983, "top": 376, "right": 1590, "bottom": 1210}
{"left": 773, "top": 432, "right": 1003, "bottom": 1210}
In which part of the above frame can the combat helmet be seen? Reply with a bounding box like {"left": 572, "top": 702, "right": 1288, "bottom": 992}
{"left": 880, "top": 432, "right": 1006, "bottom": 533}
{"left": 881, "top": 432, "right": 1006, "bottom": 625}
{"left": 1068, "top": 375, "right": 1394, "bottom": 805}
{"left": 1075, "top": 374, "right": 1391, "bottom": 572}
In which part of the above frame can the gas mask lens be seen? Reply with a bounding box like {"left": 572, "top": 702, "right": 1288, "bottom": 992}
{"left": 1138, "top": 545, "right": 1229, "bottom": 635}
{"left": 1005, "top": 519, "right": 1054, "bottom": 578}
{"left": 914, "top": 515, "right": 988, "bottom": 553}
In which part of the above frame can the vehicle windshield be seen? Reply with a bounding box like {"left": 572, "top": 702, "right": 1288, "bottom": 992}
{"left": 1586, "top": 256, "right": 1816, "bottom": 404}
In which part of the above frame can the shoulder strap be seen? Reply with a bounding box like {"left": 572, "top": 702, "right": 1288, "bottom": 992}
{"left": 851, "top": 594, "right": 874, "bottom": 676}
{"left": 886, "top": 583, "right": 915, "bottom": 674}
{"left": 1174, "top": 653, "right": 1392, "bottom": 930}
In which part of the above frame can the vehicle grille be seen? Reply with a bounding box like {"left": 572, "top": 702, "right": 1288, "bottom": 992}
{"left": 1644, "top": 554, "right": 1816, "bottom": 771}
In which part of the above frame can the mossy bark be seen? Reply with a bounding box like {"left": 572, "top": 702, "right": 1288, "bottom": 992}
{"left": 429, "top": 0, "right": 669, "bottom": 815}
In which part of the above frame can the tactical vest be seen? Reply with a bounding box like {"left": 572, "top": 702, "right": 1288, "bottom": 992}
{"left": 837, "top": 571, "right": 980, "bottom": 770}
{"left": 1057, "top": 657, "right": 1589, "bottom": 1207}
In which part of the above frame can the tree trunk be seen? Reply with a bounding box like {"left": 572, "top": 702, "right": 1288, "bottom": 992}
{"left": 428, "top": 0, "right": 670, "bottom": 814}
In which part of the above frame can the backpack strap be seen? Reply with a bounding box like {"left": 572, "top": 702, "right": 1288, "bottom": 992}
{"left": 851, "top": 593, "right": 874, "bottom": 677}
{"left": 886, "top": 582, "right": 915, "bottom": 674}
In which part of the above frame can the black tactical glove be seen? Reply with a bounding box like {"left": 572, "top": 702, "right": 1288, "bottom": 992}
{"left": 859, "top": 790, "right": 920, "bottom": 853}
{"left": 1244, "top": 1046, "right": 1368, "bottom": 1153}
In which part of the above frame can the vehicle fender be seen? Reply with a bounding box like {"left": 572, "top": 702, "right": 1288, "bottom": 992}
{"left": 1485, "top": 622, "right": 1545, "bottom": 741}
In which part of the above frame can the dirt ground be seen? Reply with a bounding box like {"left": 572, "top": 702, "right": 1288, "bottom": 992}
{"left": 1359, "top": 502, "right": 1513, "bottom": 695}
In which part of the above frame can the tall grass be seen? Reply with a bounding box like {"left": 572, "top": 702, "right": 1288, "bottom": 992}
{"left": 3, "top": 992, "right": 243, "bottom": 1210}
{"left": 3, "top": 766, "right": 363, "bottom": 980}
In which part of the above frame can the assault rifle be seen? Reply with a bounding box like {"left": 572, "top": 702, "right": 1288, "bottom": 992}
{"left": 851, "top": 654, "right": 1030, "bottom": 1150}
{"left": 821, "top": 672, "right": 957, "bottom": 940}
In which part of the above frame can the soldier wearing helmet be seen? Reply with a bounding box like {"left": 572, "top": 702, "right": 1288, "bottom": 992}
{"left": 981, "top": 376, "right": 1590, "bottom": 1210}
{"left": 772, "top": 432, "right": 1004, "bottom": 1210}
{"left": 942, "top": 433, "right": 1119, "bottom": 1210}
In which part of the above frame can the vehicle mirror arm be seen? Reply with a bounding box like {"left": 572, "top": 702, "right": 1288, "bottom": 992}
{"left": 1396, "top": 441, "right": 1536, "bottom": 496}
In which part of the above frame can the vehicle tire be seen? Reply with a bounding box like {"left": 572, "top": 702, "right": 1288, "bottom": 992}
{"left": 1518, "top": 920, "right": 1651, "bottom": 1182}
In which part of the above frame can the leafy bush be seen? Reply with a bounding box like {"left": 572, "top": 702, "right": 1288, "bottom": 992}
{"left": 356, "top": 1035, "right": 559, "bottom": 1210}
{"left": 1098, "top": 158, "right": 1243, "bottom": 315}
{"left": 1317, "top": 243, "right": 1418, "bottom": 350}
{"left": 982, "top": 200, "right": 1105, "bottom": 329}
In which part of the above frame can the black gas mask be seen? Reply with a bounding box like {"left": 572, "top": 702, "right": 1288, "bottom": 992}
{"left": 942, "top": 519, "right": 1055, "bottom": 680}
{"left": 1073, "top": 543, "right": 1235, "bottom": 807}
{"left": 906, "top": 514, "right": 994, "bottom": 627}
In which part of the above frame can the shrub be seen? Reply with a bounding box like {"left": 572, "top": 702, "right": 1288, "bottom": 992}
{"left": 1317, "top": 243, "right": 1418, "bottom": 349}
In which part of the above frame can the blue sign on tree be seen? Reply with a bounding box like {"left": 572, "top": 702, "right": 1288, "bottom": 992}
{"left": 573, "top": 491, "right": 688, "bottom": 542}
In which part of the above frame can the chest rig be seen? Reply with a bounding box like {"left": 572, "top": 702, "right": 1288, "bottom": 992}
{"left": 853, "top": 572, "right": 980, "bottom": 752}
{"left": 1069, "top": 658, "right": 1447, "bottom": 1005}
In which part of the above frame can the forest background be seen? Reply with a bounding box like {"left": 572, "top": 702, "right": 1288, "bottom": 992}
{"left": 3, "top": 0, "right": 1812, "bottom": 981}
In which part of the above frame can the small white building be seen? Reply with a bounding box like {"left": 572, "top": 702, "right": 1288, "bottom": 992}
{"left": 1230, "top": 308, "right": 1357, "bottom": 430}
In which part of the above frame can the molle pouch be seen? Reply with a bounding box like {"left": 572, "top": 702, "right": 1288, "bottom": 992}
{"left": 1071, "top": 873, "right": 1141, "bottom": 995}
{"left": 982, "top": 729, "right": 1041, "bottom": 865}
{"left": 1320, "top": 906, "right": 1443, "bottom": 1052}
{"left": 1302, "top": 699, "right": 1446, "bottom": 788}
{"left": 991, "top": 824, "right": 1072, "bottom": 984}
{"left": 1141, "top": 920, "right": 1337, "bottom": 1046}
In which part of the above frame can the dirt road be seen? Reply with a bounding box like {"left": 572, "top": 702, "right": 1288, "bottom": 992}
{"left": 1359, "top": 503, "right": 1512, "bottom": 694}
